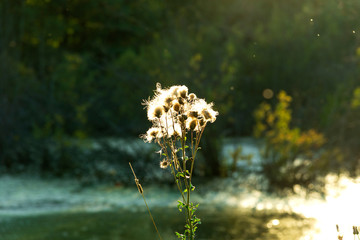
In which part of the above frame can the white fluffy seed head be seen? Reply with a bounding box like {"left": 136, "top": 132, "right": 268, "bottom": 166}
{"left": 172, "top": 100, "right": 180, "bottom": 112}
{"left": 190, "top": 98, "right": 218, "bottom": 123}
{"left": 202, "top": 108, "right": 218, "bottom": 123}
{"left": 160, "top": 160, "right": 170, "bottom": 169}
{"left": 186, "top": 117, "right": 199, "bottom": 131}
{"left": 147, "top": 103, "right": 164, "bottom": 120}
{"left": 142, "top": 127, "right": 162, "bottom": 142}
{"left": 178, "top": 86, "right": 188, "bottom": 98}
{"left": 142, "top": 83, "right": 218, "bottom": 141}
{"left": 188, "top": 93, "right": 196, "bottom": 101}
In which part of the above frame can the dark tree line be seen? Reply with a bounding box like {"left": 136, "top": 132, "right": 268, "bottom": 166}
{"left": 1, "top": 0, "right": 360, "bottom": 181}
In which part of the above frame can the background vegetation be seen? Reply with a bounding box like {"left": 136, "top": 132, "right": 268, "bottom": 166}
{"left": 1, "top": 0, "right": 360, "bottom": 190}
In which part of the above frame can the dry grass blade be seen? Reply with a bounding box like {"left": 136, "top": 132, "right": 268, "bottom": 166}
{"left": 129, "top": 162, "right": 163, "bottom": 240}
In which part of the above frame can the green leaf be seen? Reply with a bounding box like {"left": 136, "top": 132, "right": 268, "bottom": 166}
{"left": 177, "top": 200, "right": 184, "bottom": 212}
{"left": 176, "top": 172, "right": 185, "bottom": 178}
{"left": 175, "top": 232, "right": 185, "bottom": 240}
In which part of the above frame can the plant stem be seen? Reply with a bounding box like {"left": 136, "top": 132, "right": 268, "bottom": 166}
{"left": 170, "top": 162, "right": 186, "bottom": 203}
{"left": 129, "top": 163, "right": 163, "bottom": 240}
{"left": 186, "top": 181, "right": 194, "bottom": 240}
{"left": 181, "top": 135, "right": 194, "bottom": 240}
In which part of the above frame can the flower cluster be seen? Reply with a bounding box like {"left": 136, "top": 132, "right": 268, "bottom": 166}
{"left": 141, "top": 83, "right": 218, "bottom": 144}
{"left": 140, "top": 83, "right": 218, "bottom": 240}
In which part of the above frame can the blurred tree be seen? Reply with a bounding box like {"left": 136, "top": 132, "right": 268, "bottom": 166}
{"left": 1, "top": 0, "right": 360, "bottom": 179}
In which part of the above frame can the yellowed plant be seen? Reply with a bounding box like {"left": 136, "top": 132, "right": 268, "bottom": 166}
{"left": 253, "top": 90, "right": 325, "bottom": 191}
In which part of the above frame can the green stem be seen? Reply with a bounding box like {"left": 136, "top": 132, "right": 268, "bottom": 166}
{"left": 186, "top": 181, "right": 194, "bottom": 240}
{"left": 170, "top": 162, "right": 186, "bottom": 203}
{"left": 190, "top": 126, "right": 206, "bottom": 183}
{"left": 182, "top": 135, "right": 194, "bottom": 240}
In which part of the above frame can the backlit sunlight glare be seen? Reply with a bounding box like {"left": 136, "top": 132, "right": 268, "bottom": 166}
{"left": 294, "top": 175, "right": 360, "bottom": 240}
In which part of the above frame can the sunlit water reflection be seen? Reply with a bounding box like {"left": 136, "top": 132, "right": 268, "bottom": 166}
{"left": 292, "top": 175, "right": 360, "bottom": 240}
{"left": 0, "top": 174, "right": 359, "bottom": 239}
{"left": 0, "top": 207, "right": 314, "bottom": 240}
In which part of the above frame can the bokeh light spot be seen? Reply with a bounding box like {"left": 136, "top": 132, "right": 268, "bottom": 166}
{"left": 263, "top": 89, "right": 274, "bottom": 99}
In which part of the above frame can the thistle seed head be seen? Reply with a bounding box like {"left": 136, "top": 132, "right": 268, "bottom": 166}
{"left": 142, "top": 83, "right": 218, "bottom": 142}
{"left": 179, "top": 86, "right": 188, "bottom": 98}
{"left": 202, "top": 109, "right": 211, "bottom": 120}
{"left": 189, "top": 111, "right": 198, "bottom": 118}
{"left": 178, "top": 114, "right": 188, "bottom": 123}
{"left": 169, "top": 86, "right": 180, "bottom": 97}
{"left": 188, "top": 93, "right": 196, "bottom": 100}
{"left": 178, "top": 97, "right": 184, "bottom": 105}
{"left": 202, "top": 108, "right": 218, "bottom": 123}
{"left": 154, "top": 106, "right": 164, "bottom": 118}
{"left": 165, "top": 97, "right": 173, "bottom": 106}
{"left": 142, "top": 127, "right": 161, "bottom": 142}
{"left": 188, "top": 118, "right": 198, "bottom": 131}
{"left": 173, "top": 101, "right": 180, "bottom": 112}
{"left": 353, "top": 226, "right": 359, "bottom": 235}
{"left": 163, "top": 105, "right": 170, "bottom": 113}
{"left": 160, "top": 160, "right": 170, "bottom": 169}
{"left": 199, "top": 118, "right": 206, "bottom": 127}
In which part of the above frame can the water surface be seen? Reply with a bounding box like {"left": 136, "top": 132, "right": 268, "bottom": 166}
{"left": 0, "top": 206, "right": 314, "bottom": 240}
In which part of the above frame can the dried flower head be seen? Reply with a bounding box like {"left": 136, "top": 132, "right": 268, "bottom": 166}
{"left": 188, "top": 111, "right": 198, "bottom": 118}
{"left": 172, "top": 100, "right": 181, "bottom": 112}
{"left": 165, "top": 96, "right": 173, "bottom": 106}
{"left": 178, "top": 114, "right": 188, "bottom": 123}
{"left": 142, "top": 127, "right": 162, "bottom": 142}
{"left": 154, "top": 106, "right": 164, "bottom": 118}
{"left": 201, "top": 108, "right": 218, "bottom": 123}
{"left": 353, "top": 226, "right": 359, "bottom": 235}
{"left": 141, "top": 83, "right": 218, "bottom": 140}
{"left": 188, "top": 118, "right": 198, "bottom": 131}
{"left": 199, "top": 118, "right": 206, "bottom": 127}
{"left": 146, "top": 101, "right": 164, "bottom": 120}
{"left": 169, "top": 86, "right": 179, "bottom": 98}
{"left": 160, "top": 160, "right": 170, "bottom": 169}
{"left": 188, "top": 93, "right": 196, "bottom": 101}
{"left": 191, "top": 99, "right": 218, "bottom": 123}
{"left": 177, "top": 97, "right": 185, "bottom": 105}
{"left": 178, "top": 86, "right": 188, "bottom": 98}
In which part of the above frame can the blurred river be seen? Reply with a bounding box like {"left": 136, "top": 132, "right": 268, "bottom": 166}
{"left": 0, "top": 206, "right": 313, "bottom": 240}
{"left": 0, "top": 174, "right": 359, "bottom": 239}
{"left": 0, "top": 138, "right": 359, "bottom": 240}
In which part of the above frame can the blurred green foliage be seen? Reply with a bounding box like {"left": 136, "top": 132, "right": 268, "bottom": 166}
{"left": 1, "top": 0, "right": 360, "bottom": 181}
